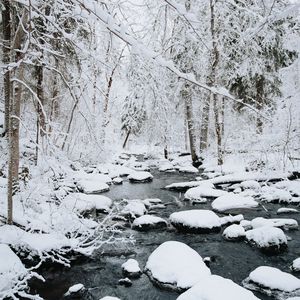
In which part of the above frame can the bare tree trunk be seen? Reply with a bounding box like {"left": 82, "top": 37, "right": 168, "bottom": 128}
{"left": 213, "top": 94, "right": 224, "bottom": 165}
{"left": 199, "top": 93, "right": 210, "bottom": 151}
{"left": 122, "top": 130, "right": 130, "bottom": 149}
{"left": 2, "top": 0, "right": 11, "bottom": 137}
{"left": 256, "top": 75, "right": 264, "bottom": 134}
{"left": 182, "top": 83, "right": 199, "bottom": 165}
{"left": 7, "top": 9, "right": 28, "bottom": 224}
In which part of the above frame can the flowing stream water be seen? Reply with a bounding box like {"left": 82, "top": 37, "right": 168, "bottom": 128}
{"left": 30, "top": 170, "right": 300, "bottom": 300}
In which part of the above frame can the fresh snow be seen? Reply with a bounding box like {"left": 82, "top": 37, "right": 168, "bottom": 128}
{"left": 77, "top": 180, "right": 110, "bottom": 194}
{"left": 251, "top": 217, "right": 298, "bottom": 230}
{"left": 128, "top": 171, "right": 153, "bottom": 182}
{"left": 245, "top": 226, "right": 287, "bottom": 249}
{"left": 292, "top": 258, "right": 300, "bottom": 272}
{"left": 122, "top": 200, "right": 147, "bottom": 218}
{"left": 184, "top": 183, "right": 228, "bottom": 201}
{"left": 62, "top": 193, "right": 112, "bottom": 213}
{"left": 177, "top": 275, "right": 259, "bottom": 300}
{"left": 0, "top": 244, "right": 27, "bottom": 295}
{"left": 248, "top": 266, "right": 300, "bottom": 292}
{"left": 122, "top": 259, "right": 141, "bottom": 275}
{"left": 65, "top": 283, "right": 84, "bottom": 295}
{"left": 212, "top": 193, "right": 258, "bottom": 212}
{"left": 170, "top": 210, "right": 221, "bottom": 232}
{"left": 223, "top": 224, "right": 245, "bottom": 240}
{"left": 145, "top": 241, "right": 211, "bottom": 290}
{"left": 132, "top": 215, "right": 167, "bottom": 229}
{"left": 277, "top": 207, "right": 299, "bottom": 214}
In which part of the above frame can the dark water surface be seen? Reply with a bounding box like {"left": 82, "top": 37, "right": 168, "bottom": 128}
{"left": 30, "top": 170, "right": 300, "bottom": 300}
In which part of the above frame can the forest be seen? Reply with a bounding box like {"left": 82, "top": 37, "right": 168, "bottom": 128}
{"left": 0, "top": 0, "right": 300, "bottom": 299}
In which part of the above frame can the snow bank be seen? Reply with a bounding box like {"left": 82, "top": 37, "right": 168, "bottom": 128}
{"left": 0, "top": 244, "right": 27, "bottom": 294}
{"left": 240, "top": 180, "right": 261, "bottom": 191}
{"left": 145, "top": 241, "right": 211, "bottom": 291}
{"left": 260, "top": 186, "right": 292, "bottom": 203}
{"left": 62, "top": 193, "right": 112, "bottom": 213}
{"left": 212, "top": 193, "right": 258, "bottom": 212}
{"left": 177, "top": 275, "right": 259, "bottom": 300}
{"left": 178, "top": 165, "right": 199, "bottom": 173}
{"left": 170, "top": 210, "right": 221, "bottom": 233}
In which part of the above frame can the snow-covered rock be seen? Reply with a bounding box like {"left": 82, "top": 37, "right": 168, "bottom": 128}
{"left": 99, "top": 297, "right": 121, "bottom": 300}
{"left": 177, "top": 275, "right": 259, "bottom": 300}
{"left": 145, "top": 241, "right": 211, "bottom": 291}
{"left": 118, "top": 277, "right": 132, "bottom": 287}
{"left": 240, "top": 180, "right": 261, "bottom": 191}
{"left": 159, "top": 161, "right": 174, "bottom": 172}
{"left": 77, "top": 180, "right": 109, "bottom": 194}
{"left": 245, "top": 226, "right": 287, "bottom": 254}
{"left": 0, "top": 225, "right": 74, "bottom": 256}
{"left": 260, "top": 186, "right": 293, "bottom": 203}
{"left": 251, "top": 217, "right": 298, "bottom": 230}
{"left": 178, "top": 165, "right": 199, "bottom": 173}
{"left": 274, "top": 180, "right": 300, "bottom": 197}
{"left": 73, "top": 172, "right": 112, "bottom": 184}
{"left": 223, "top": 224, "right": 245, "bottom": 241}
{"left": 184, "top": 183, "right": 228, "bottom": 201}
{"left": 165, "top": 181, "right": 202, "bottom": 191}
{"left": 121, "top": 259, "right": 141, "bottom": 278}
{"left": 62, "top": 193, "right": 112, "bottom": 213}
{"left": 112, "top": 177, "right": 123, "bottom": 184}
{"left": 220, "top": 214, "right": 244, "bottom": 226}
{"left": 277, "top": 208, "right": 299, "bottom": 214}
{"left": 121, "top": 200, "right": 147, "bottom": 218}
{"left": 244, "top": 266, "right": 300, "bottom": 294}
{"left": 0, "top": 244, "right": 27, "bottom": 296}
{"left": 128, "top": 171, "right": 153, "bottom": 183}
{"left": 292, "top": 258, "right": 300, "bottom": 272}
{"left": 212, "top": 193, "right": 258, "bottom": 212}
{"left": 142, "top": 198, "right": 162, "bottom": 207}
{"left": 65, "top": 283, "right": 85, "bottom": 296}
{"left": 170, "top": 210, "right": 221, "bottom": 233}
{"left": 132, "top": 215, "right": 167, "bottom": 231}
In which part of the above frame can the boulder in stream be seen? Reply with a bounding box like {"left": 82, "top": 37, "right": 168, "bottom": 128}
{"left": 132, "top": 215, "right": 167, "bottom": 231}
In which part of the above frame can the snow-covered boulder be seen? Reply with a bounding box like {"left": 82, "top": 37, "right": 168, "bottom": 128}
{"left": 220, "top": 214, "right": 244, "bottom": 226}
{"left": 62, "top": 193, "right": 112, "bottom": 213}
{"left": 118, "top": 277, "right": 132, "bottom": 287}
{"left": 0, "top": 244, "right": 27, "bottom": 296}
{"left": 99, "top": 297, "right": 121, "bottom": 300}
{"left": 142, "top": 198, "right": 162, "bottom": 207}
{"left": 77, "top": 180, "right": 109, "bottom": 194}
{"left": 145, "top": 241, "right": 211, "bottom": 291}
{"left": 73, "top": 172, "right": 112, "bottom": 184}
{"left": 178, "top": 165, "right": 199, "bottom": 173}
{"left": 240, "top": 180, "right": 261, "bottom": 192}
{"left": 165, "top": 181, "right": 202, "bottom": 191}
{"left": 128, "top": 171, "right": 153, "bottom": 183}
{"left": 159, "top": 161, "right": 174, "bottom": 172}
{"left": 274, "top": 180, "right": 300, "bottom": 197}
{"left": 260, "top": 186, "right": 292, "bottom": 203}
{"left": 132, "top": 215, "right": 167, "bottom": 231}
{"left": 251, "top": 217, "right": 298, "bottom": 230}
{"left": 121, "top": 200, "right": 147, "bottom": 218}
{"left": 212, "top": 193, "right": 258, "bottom": 213}
{"left": 112, "top": 177, "right": 123, "bottom": 185}
{"left": 170, "top": 210, "right": 221, "bottom": 233}
{"left": 177, "top": 275, "right": 259, "bottom": 300}
{"left": 292, "top": 258, "right": 300, "bottom": 272}
{"left": 65, "top": 283, "right": 85, "bottom": 296}
{"left": 277, "top": 208, "right": 299, "bottom": 215}
{"left": 223, "top": 224, "right": 245, "bottom": 241}
{"left": 184, "top": 183, "right": 228, "bottom": 202}
{"left": 244, "top": 266, "right": 300, "bottom": 296}
{"left": 121, "top": 259, "right": 141, "bottom": 278}
{"left": 245, "top": 226, "right": 287, "bottom": 254}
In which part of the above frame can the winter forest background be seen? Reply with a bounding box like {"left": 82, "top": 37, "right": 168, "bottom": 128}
{"left": 0, "top": 0, "right": 300, "bottom": 299}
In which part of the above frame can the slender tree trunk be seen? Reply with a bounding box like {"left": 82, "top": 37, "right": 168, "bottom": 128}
{"left": 2, "top": 0, "right": 11, "bottom": 137}
{"left": 256, "top": 75, "right": 264, "bottom": 134}
{"left": 122, "top": 130, "right": 130, "bottom": 149}
{"left": 182, "top": 83, "right": 198, "bottom": 165}
{"left": 213, "top": 94, "right": 223, "bottom": 165}
{"left": 200, "top": 93, "right": 210, "bottom": 151}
